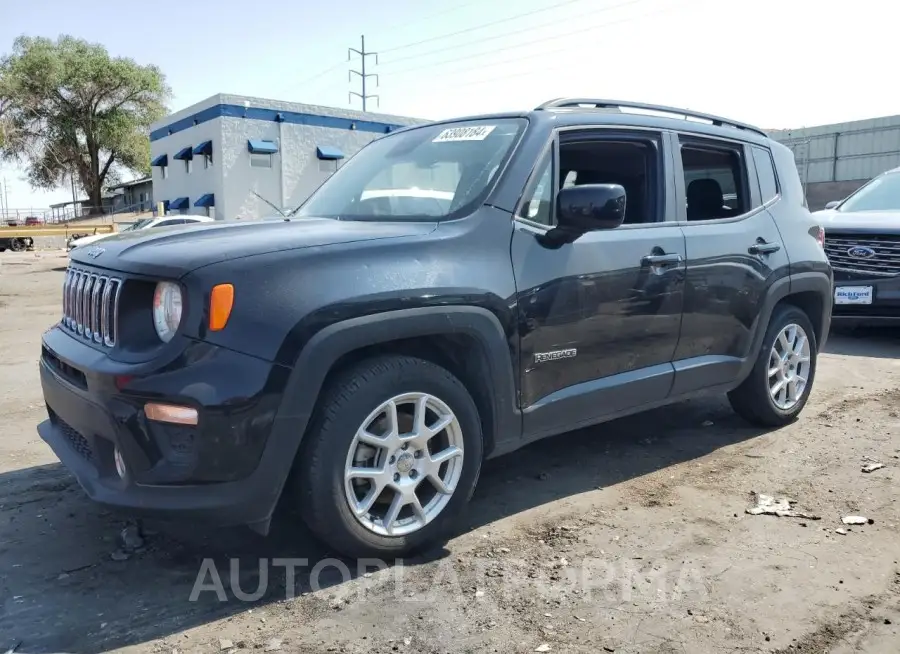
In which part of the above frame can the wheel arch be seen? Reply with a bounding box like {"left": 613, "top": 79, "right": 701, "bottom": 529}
{"left": 736, "top": 271, "right": 833, "bottom": 382}
{"left": 269, "top": 306, "right": 521, "bottom": 476}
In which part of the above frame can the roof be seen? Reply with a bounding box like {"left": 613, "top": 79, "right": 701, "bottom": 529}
{"left": 106, "top": 176, "right": 152, "bottom": 191}
{"left": 768, "top": 113, "right": 900, "bottom": 139}
{"left": 387, "top": 102, "right": 772, "bottom": 146}
{"left": 149, "top": 93, "right": 426, "bottom": 141}
{"left": 50, "top": 199, "right": 89, "bottom": 209}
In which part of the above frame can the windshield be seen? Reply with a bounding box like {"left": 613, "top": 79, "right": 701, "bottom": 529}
{"left": 122, "top": 218, "right": 153, "bottom": 231}
{"left": 838, "top": 171, "right": 900, "bottom": 212}
{"left": 296, "top": 118, "right": 527, "bottom": 221}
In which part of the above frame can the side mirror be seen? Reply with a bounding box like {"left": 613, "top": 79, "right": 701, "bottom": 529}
{"left": 824, "top": 200, "right": 841, "bottom": 210}
{"left": 557, "top": 184, "right": 626, "bottom": 232}
{"left": 538, "top": 184, "right": 626, "bottom": 248}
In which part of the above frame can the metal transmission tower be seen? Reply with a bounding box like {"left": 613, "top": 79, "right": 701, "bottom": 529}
{"left": 348, "top": 35, "right": 379, "bottom": 111}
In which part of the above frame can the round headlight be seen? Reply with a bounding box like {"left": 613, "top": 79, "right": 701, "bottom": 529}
{"left": 152, "top": 281, "right": 183, "bottom": 343}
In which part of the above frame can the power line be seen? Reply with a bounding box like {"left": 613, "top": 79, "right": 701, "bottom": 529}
{"left": 388, "top": 0, "right": 488, "bottom": 34}
{"left": 379, "top": 0, "right": 593, "bottom": 54}
{"left": 379, "top": 0, "right": 646, "bottom": 67}
{"left": 292, "top": 61, "right": 349, "bottom": 90}
{"left": 405, "top": 0, "right": 688, "bottom": 91}
{"left": 348, "top": 35, "right": 379, "bottom": 111}
{"left": 384, "top": 0, "right": 679, "bottom": 78}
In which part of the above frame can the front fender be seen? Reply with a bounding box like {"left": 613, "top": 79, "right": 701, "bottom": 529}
{"left": 259, "top": 306, "right": 522, "bottom": 504}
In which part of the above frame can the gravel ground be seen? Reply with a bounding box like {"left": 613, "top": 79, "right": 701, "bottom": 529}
{"left": 1, "top": 251, "right": 898, "bottom": 654}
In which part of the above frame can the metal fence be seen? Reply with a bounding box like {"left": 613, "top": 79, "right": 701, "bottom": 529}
{"left": 1, "top": 202, "right": 152, "bottom": 227}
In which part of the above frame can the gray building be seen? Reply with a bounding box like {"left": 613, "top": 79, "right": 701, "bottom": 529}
{"left": 148, "top": 94, "right": 426, "bottom": 220}
{"left": 106, "top": 177, "right": 154, "bottom": 213}
{"left": 769, "top": 114, "right": 900, "bottom": 210}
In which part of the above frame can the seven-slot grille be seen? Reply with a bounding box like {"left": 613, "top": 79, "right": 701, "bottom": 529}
{"left": 823, "top": 233, "right": 900, "bottom": 276}
{"left": 62, "top": 266, "right": 122, "bottom": 346}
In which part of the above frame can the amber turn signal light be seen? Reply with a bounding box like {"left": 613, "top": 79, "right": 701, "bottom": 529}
{"left": 209, "top": 283, "right": 234, "bottom": 331}
{"left": 145, "top": 402, "right": 198, "bottom": 425}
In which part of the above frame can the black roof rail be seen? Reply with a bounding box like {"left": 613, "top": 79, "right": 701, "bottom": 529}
{"left": 535, "top": 98, "right": 768, "bottom": 137}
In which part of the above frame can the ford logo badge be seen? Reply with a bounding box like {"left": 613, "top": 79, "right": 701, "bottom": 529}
{"left": 847, "top": 246, "right": 875, "bottom": 259}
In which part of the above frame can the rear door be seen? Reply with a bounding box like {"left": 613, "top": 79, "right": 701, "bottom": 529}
{"left": 670, "top": 132, "right": 790, "bottom": 395}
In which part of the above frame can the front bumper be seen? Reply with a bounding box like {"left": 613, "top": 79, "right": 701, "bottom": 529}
{"left": 38, "top": 325, "right": 298, "bottom": 528}
{"left": 831, "top": 269, "right": 900, "bottom": 325}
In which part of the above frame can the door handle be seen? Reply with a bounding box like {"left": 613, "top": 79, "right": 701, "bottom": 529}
{"left": 748, "top": 241, "right": 781, "bottom": 255}
{"left": 642, "top": 253, "right": 683, "bottom": 266}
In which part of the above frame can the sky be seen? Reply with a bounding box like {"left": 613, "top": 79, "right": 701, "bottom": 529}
{"left": 1, "top": 0, "right": 895, "bottom": 209}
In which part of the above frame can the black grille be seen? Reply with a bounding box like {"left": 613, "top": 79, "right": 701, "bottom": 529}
{"left": 823, "top": 234, "right": 900, "bottom": 276}
{"left": 61, "top": 265, "right": 122, "bottom": 346}
{"left": 56, "top": 417, "right": 94, "bottom": 462}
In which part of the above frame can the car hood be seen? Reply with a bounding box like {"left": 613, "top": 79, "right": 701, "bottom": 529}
{"left": 68, "top": 217, "right": 439, "bottom": 277}
{"left": 814, "top": 209, "right": 900, "bottom": 233}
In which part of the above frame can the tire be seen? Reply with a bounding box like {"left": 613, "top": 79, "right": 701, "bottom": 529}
{"left": 9, "top": 239, "right": 24, "bottom": 252}
{"left": 728, "top": 303, "right": 818, "bottom": 427}
{"left": 295, "top": 355, "right": 484, "bottom": 559}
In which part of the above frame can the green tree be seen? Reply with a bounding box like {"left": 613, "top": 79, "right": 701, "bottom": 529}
{"left": 1, "top": 35, "right": 170, "bottom": 210}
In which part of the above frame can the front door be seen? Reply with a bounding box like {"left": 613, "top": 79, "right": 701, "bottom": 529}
{"left": 670, "top": 134, "right": 791, "bottom": 395}
{"left": 511, "top": 128, "right": 686, "bottom": 440}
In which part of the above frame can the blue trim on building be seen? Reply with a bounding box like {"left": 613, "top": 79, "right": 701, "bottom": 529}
{"left": 248, "top": 139, "right": 279, "bottom": 154}
{"left": 162, "top": 199, "right": 171, "bottom": 212}
{"left": 316, "top": 145, "right": 345, "bottom": 160}
{"left": 151, "top": 103, "right": 408, "bottom": 142}
{"left": 174, "top": 146, "right": 193, "bottom": 160}
{"left": 194, "top": 193, "right": 215, "bottom": 207}
{"left": 169, "top": 197, "right": 190, "bottom": 210}
{"left": 151, "top": 154, "right": 168, "bottom": 167}
{"left": 192, "top": 140, "right": 213, "bottom": 155}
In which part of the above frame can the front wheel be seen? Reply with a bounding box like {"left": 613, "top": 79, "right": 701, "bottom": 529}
{"left": 295, "top": 355, "right": 483, "bottom": 558}
{"left": 728, "top": 304, "right": 818, "bottom": 427}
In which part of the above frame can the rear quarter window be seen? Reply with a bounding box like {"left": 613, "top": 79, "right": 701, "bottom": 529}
{"left": 752, "top": 146, "right": 779, "bottom": 203}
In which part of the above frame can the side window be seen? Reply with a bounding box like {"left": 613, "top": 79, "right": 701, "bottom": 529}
{"left": 751, "top": 146, "right": 779, "bottom": 204}
{"left": 518, "top": 156, "right": 553, "bottom": 226}
{"left": 155, "top": 219, "right": 184, "bottom": 227}
{"left": 559, "top": 135, "right": 662, "bottom": 224}
{"left": 680, "top": 139, "right": 748, "bottom": 221}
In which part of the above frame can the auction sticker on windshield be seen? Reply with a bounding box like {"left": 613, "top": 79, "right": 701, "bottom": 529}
{"left": 433, "top": 125, "right": 496, "bottom": 142}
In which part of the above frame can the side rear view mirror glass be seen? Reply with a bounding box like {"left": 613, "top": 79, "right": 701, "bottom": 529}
{"left": 557, "top": 183, "right": 626, "bottom": 232}
{"left": 538, "top": 183, "right": 626, "bottom": 248}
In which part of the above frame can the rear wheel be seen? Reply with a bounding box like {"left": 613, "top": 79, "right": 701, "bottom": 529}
{"left": 728, "top": 304, "right": 817, "bottom": 427}
{"left": 9, "top": 238, "right": 25, "bottom": 252}
{"left": 295, "top": 355, "right": 483, "bottom": 558}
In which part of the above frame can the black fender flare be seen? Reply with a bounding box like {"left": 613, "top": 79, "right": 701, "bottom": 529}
{"left": 262, "top": 306, "right": 521, "bottom": 494}
{"left": 736, "top": 271, "right": 833, "bottom": 382}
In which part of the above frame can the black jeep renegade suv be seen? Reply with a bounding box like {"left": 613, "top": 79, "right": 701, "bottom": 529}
{"left": 38, "top": 98, "right": 833, "bottom": 558}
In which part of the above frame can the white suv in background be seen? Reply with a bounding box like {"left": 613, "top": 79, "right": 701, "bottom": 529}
{"left": 68, "top": 215, "right": 214, "bottom": 250}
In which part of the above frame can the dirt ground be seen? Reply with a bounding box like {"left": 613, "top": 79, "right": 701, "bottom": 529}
{"left": 1, "top": 251, "right": 898, "bottom": 654}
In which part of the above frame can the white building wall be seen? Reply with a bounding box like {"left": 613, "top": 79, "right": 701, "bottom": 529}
{"left": 149, "top": 118, "right": 223, "bottom": 219}
{"left": 219, "top": 117, "right": 414, "bottom": 220}
{"left": 149, "top": 94, "right": 425, "bottom": 221}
